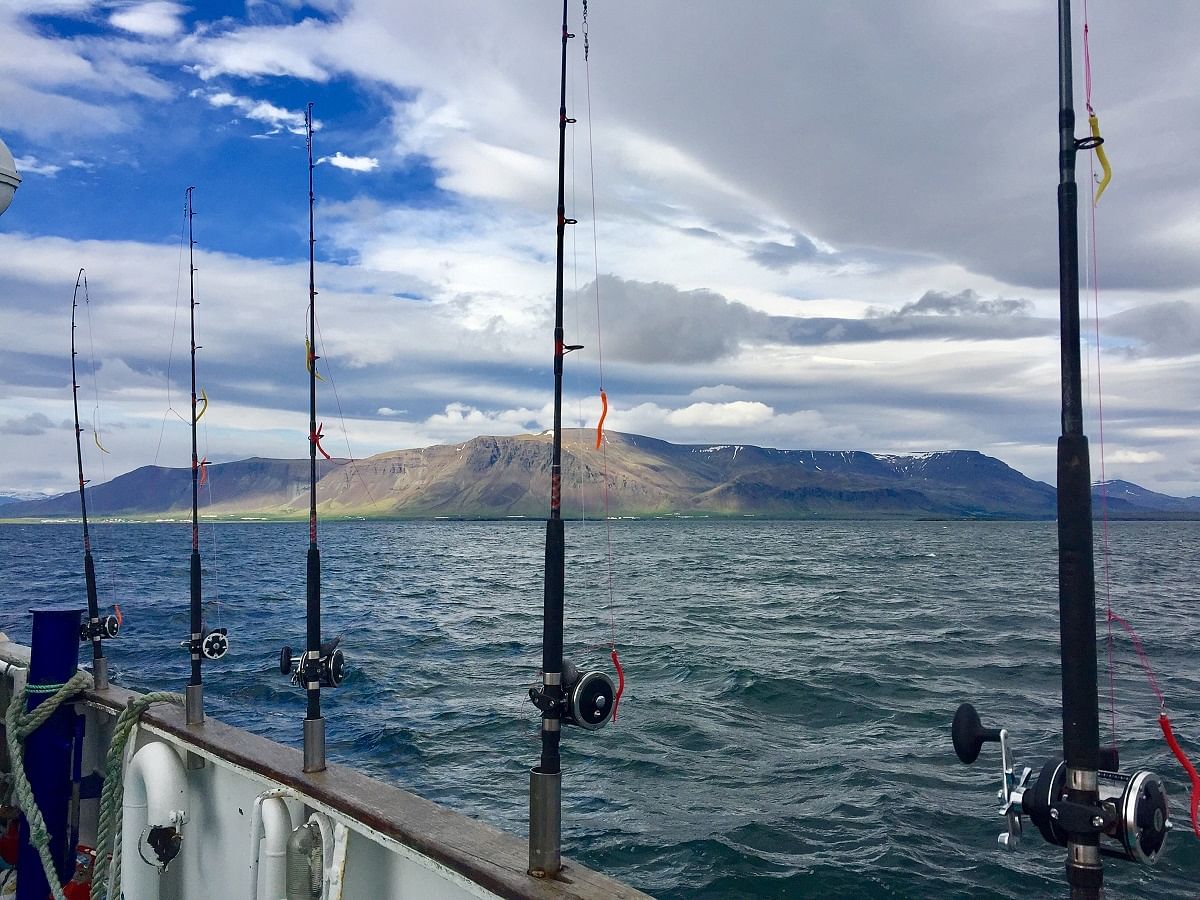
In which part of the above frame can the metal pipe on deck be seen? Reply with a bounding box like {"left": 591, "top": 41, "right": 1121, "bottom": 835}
{"left": 121, "top": 740, "right": 189, "bottom": 899}
{"left": 251, "top": 794, "right": 294, "bottom": 900}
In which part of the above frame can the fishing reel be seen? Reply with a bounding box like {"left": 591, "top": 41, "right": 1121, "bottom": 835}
{"left": 280, "top": 636, "right": 345, "bottom": 689}
{"left": 80, "top": 615, "right": 120, "bottom": 642}
{"left": 181, "top": 625, "right": 229, "bottom": 661}
{"left": 528, "top": 660, "right": 616, "bottom": 730}
{"left": 952, "top": 703, "right": 1170, "bottom": 863}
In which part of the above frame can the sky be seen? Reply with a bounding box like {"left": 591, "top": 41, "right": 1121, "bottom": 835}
{"left": 2, "top": 0, "right": 1199, "bottom": 497}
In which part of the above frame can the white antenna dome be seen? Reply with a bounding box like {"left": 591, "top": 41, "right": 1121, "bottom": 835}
{"left": 0, "top": 136, "right": 21, "bottom": 217}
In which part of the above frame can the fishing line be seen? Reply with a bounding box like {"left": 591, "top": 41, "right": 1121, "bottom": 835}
{"left": 79, "top": 273, "right": 122, "bottom": 616}
{"left": 312, "top": 317, "right": 387, "bottom": 515}
{"left": 1081, "top": 2, "right": 1200, "bottom": 837}
{"left": 583, "top": 0, "right": 618, "bottom": 660}
{"left": 568, "top": 24, "right": 589, "bottom": 527}
{"left": 154, "top": 199, "right": 191, "bottom": 464}
{"left": 83, "top": 281, "right": 107, "bottom": 475}
{"left": 81, "top": 274, "right": 123, "bottom": 614}
{"left": 1079, "top": 0, "right": 1120, "bottom": 756}
{"left": 200, "top": 411, "right": 223, "bottom": 629}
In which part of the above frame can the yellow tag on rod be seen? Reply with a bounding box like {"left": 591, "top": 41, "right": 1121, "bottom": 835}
{"left": 1088, "top": 113, "right": 1112, "bottom": 205}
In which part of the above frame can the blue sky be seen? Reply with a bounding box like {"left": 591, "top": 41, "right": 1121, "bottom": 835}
{"left": 2, "top": 0, "right": 1200, "bottom": 496}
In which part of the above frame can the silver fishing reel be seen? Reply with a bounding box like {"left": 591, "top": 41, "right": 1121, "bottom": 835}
{"left": 280, "top": 636, "right": 345, "bottom": 688}
{"left": 530, "top": 660, "right": 616, "bottom": 730}
{"left": 952, "top": 703, "right": 1170, "bottom": 863}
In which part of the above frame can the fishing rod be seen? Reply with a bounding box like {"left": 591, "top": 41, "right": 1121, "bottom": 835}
{"left": 951, "top": 3, "right": 1170, "bottom": 896}
{"left": 70, "top": 269, "right": 119, "bottom": 689}
{"left": 527, "top": 0, "right": 617, "bottom": 879}
{"left": 182, "top": 186, "right": 229, "bottom": 727}
{"left": 279, "top": 104, "right": 345, "bottom": 773}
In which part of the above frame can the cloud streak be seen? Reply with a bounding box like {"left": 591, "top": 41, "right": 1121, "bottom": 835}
{"left": 192, "top": 89, "right": 310, "bottom": 135}
{"left": 0, "top": 412, "right": 61, "bottom": 436}
{"left": 580, "top": 277, "right": 1054, "bottom": 364}
{"left": 109, "top": 1, "right": 187, "bottom": 38}
{"left": 318, "top": 152, "right": 379, "bottom": 172}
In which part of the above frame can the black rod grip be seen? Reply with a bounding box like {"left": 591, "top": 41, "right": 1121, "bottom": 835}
{"left": 189, "top": 550, "right": 202, "bottom": 685}
{"left": 306, "top": 543, "right": 321, "bottom": 720}
{"left": 1057, "top": 434, "right": 1098, "bottom": 774}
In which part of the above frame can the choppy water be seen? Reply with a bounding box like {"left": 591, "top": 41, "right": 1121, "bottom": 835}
{"left": 1, "top": 519, "right": 1198, "bottom": 898}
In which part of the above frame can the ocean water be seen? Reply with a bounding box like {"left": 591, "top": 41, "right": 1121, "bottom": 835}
{"left": 0, "top": 518, "right": 1197, "bottom": 898}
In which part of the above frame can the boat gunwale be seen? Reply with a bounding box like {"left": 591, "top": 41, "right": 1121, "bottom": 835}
{"left": 78, "top": 682, "right": 650, "bottom": 900}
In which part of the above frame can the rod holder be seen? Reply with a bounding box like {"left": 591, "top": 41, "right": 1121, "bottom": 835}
{"left": 303, "top": 717, "right": 326, "bottom": 773}
{"left": 528, "top": 768, "right": 561, "bottom": 877}
{"left": 185, "top": 683, "right": 203, "bottom": 726}
{"left": 92, "top": 656, "right": 108, "bottom": 692}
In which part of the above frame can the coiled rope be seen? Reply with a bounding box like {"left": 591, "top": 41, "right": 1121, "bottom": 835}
{"left": 4, "top": 671, "right": 92, "bottom": 900}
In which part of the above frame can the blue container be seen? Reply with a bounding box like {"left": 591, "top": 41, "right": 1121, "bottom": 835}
{"left": 16, "top": 608, "right": 82, "bottom": 900}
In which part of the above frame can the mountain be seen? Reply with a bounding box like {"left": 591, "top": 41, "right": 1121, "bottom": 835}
{"left": 0, "top": 490, "right": 52, "bottom": 508}
{"left": 2, "top": 458, "right": 319, "bottom": 518}
{"left": 5, "top": 432, "right": 1195, "bottom": 521}
{"left": 2, "top": 431, "right": 1070, "bottom": 521}
{"left": 1091, "top": 480, "right": 1200, "bottom": 518}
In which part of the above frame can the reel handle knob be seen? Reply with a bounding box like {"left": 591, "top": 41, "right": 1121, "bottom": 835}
{"left": 279, "top": 645, "right": 293, "bottom": 676}
{"left": 953, "top": 702, "right": 1003, "bottom": 765}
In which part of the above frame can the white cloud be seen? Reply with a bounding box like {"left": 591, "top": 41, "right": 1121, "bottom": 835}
{"left": 12, "top": 156, "right": 61, "bottom": 177}
{"left": 665, "top": 401, "right": 775, "bottom": 429}
{"left": 193, "top": 89, "right": 310, "bottom": 135}
{"left": 4, "top": 1, "right": 92, "bottom": 14}
{"left": 689, "top": 384, "right": 748, "bottom": 401}
{"left": 1106, "top": 450, "right": 1166, "bottom": 465}
{"left": 109, "top": 1, "right": 187, "bottom": 38}
{"left": 318, "top": 152, "right": 379, "bottom": 173}
{"left": 184, "top": 18, "right": 331, "bottom": 82}
{"left": 415, "top": 403, "right": 547, "bottom": 441}
{"left": 0, "top": 3, "right": 172, "bottom": 141}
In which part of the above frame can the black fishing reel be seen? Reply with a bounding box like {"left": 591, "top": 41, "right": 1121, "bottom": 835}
{"left": 181, "top": 625, "right": 229, "bottom": 661}
{"left": 80, "top": 615, "right": 120, "bottom": 642}
{"left": 280, "top": 636, "right": 345, "bottom": 688}
{"left": 529, "top": 660, "right": 616, "bottom": 730}
{"left": 952, "top": 703, "right": 1170, "bottom": 863}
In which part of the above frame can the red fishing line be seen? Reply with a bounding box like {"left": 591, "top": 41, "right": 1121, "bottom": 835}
{"left": 1159, "top": 713, "right": 1200, "bottom": 838}
{"left": 595, "top": 389, "right": 608, "bottom": 449}
{"left": 610, "top": 647, "right": 624, "bottom": 722}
